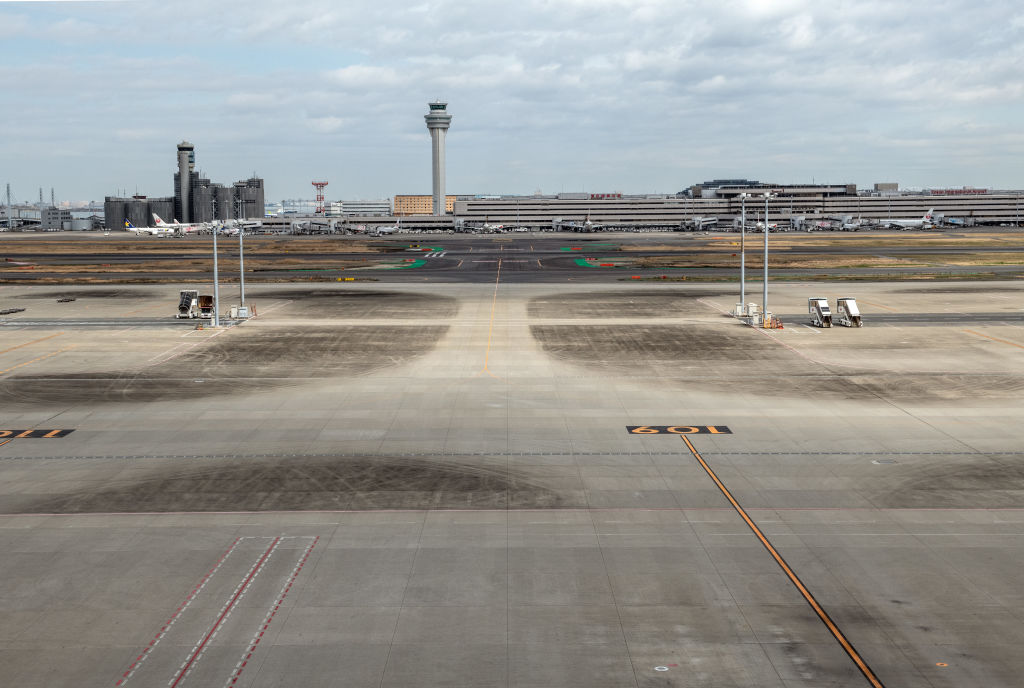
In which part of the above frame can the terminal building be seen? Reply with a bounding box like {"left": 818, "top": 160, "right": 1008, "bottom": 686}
{"left": 331, "top": 199, "right": 392, "bottom": 217}
{"left": 452, "top": 191, "right": 1024, "bottom": 227}
{"left": 394, "top": 194, "right": 455, "bottom": 216}
{"left": 689, "top": 179, "right": 858, "bottom": 200}
{"left": 103, "top": 141, "right": 264, "bottom": 229}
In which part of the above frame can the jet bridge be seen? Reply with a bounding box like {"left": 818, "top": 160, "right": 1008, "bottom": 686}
{"left": 808, "top": 297, "right": 832, "bottom": 327}
{"left": 836, "top": 298, "right": 862, "bottom": 327}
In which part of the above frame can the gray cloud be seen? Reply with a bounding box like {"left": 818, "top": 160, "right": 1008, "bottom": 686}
{"left": 2, "top": 0, "right": 1022, "bottom": 202}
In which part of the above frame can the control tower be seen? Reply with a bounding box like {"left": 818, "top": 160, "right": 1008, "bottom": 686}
{"left": 424, "top": 101, "right": 452, "bottom": 216}
{"left": 176, "top": 141, "right": 195, "bottom": 223}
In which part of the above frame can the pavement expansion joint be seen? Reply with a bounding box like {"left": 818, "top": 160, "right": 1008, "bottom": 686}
{"left": 3, "top": 449, "right": 1021, "bottom": 461}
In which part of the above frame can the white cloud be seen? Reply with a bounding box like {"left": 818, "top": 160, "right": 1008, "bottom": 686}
{"left": 305, "top": 116, "right": 346, "bottom": 133}
{"left": 328, "top": 65, "right": 403, "bottom": 87}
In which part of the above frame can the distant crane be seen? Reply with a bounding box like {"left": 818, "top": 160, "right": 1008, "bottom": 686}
{"left": 312, "top": 181, "right": 328, "bottom": 216}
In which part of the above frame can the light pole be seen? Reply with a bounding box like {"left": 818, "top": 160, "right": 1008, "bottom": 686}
{"left": 762, "top": 192, "right": 776, "bottom": 323}
{"left": 739, "top": 193, "right": 748, "bottom": 316}
{"left": 211, "top": 223, "right": 220, "bottom": 327}
{"left": 239, "top": 227, "right": 245, "bottom": 309}
{"left": 236, "top": 198, "right": 246, "bottom": 310}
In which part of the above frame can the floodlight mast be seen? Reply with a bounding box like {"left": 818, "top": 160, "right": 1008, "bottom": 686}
{"left": 762, "top": 192, "right": 777, "bottom": 321}
{"left": 212, "top": 224, "right": 220, "bottom": 327}
{"left": 739, "top": 193, "right": 748, "bottom": 315}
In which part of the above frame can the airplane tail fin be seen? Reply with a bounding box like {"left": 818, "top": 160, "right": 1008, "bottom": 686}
{"left": 924, "top": 208, "right": 934, "bottom": 220}
{"left": 153, "top": 213, "right": 165, "bottom": 225}
{"left": 124, "top": 218, "right": 134, "bottom": 229}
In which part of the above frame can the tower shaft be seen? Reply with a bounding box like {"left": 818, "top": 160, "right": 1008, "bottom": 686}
{"left": 424, "top": 102, "right": 452, "bottom": 216}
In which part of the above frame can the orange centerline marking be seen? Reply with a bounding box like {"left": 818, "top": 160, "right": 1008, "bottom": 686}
{"left": 0, "top": 332, "right": 64, "bottom": 356}
{"left": 680, "top": 435, "right": 886, "bottom": 688}
{"left": 963, "top": 329, "right": 1024, "bottom": 350}
{"left": 857, "top": 300, "right": 897, "bottom": 312}
{"left": 0, "top": 345, "right": 77, "bottom": 376}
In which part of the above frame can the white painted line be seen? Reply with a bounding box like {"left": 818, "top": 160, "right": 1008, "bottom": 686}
{"left": 222, "top": 536, "right": 318, "bottom": 688}
{"left": 168, "top": 538, "right": 282, "bottom": 687}
{"left": 114, "top": 537, "right": 245, "bottom": 687}
{"left": 800, "top": 324, "right": 821, "bottom": 334}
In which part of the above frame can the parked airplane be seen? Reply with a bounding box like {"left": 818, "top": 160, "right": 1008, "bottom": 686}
{"left": 557, "top": 212, "right": 605, "bottom": 231}
{"left": 374, "top": 223, "right": 401, "bottom": 235}
{"left": 152, "top": 214, "right": 208, "bottom": 234}
{"left": 124, "top": 218, "right": 173, "bottom": 236}
{"left": 462, "top": 216, "right": 509, "bottom": 232}
{"left": 880, "top": 209, "right": 934, "bottom": 229}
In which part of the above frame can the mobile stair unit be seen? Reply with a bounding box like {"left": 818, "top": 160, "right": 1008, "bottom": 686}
{"left": 836, "top": 298, "right": 862, "bottom": 327}
{"left": 808, "top": 298, "right": 832, "bottom": 327}
{"left": 176, "top": 290, "right": 199, "bottom": 319}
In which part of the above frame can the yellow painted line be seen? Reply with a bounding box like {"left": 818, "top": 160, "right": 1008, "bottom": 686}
{"left": 858, "top": 300, "right": 897, "bottom": 312}
{"left": 0, "top": 332, "right": 63, "bottom": 357}
{"left": 680, "top": 435, "right": 886, "bottom": 688}
{"left": 0, "top": 345, "right": 78, "bottom": 376}
{"left": 481, "top": 258, "right": 503, "bottom": 378}
{"left": 964, "top": 329, "right": 1024, "bottom": 350}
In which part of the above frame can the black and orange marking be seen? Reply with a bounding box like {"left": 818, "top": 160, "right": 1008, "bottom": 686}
{"left": 626, "top": 425, "right": 731, "bottom": 435}
{"left": 0, "top": 429, "right": 75, "bottom": 439}
{"left": 679, "top": 434, "right": 886, "bottom": 688}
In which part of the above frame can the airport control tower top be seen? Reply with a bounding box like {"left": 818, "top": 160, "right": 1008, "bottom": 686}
{"left": 424, "top": 101, "right": 452, "bottom": 129}
{"left": 177, "top": 140, "right": 195, "bottom": 171}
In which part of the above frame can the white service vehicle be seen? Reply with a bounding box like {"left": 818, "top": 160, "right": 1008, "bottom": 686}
{"left": 176, "top": 290, "right": 199, "bottom": 318}
{"left": 808, "top": 297, "right": 832, "bottom": 327}
{"left": 836, "top": 298, "right": 862, "bottom": 327}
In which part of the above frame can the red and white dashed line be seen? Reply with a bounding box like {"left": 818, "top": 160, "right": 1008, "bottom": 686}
{"left": 169, "top": 537, "right": 283, "bottom": 687}
{"left": 114, "top": 537, "right": 244, "bottom": 687}
{"left": 223, "top": 536, "right": 320, "bottom": 688}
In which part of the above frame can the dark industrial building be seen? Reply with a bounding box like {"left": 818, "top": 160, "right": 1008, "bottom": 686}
{"left": 104, "top": 141, "right": 264, "bottom": 229}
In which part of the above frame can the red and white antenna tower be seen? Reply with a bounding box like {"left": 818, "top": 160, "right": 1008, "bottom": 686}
{"left": 312, "top": 181, "right": 328, "bottom": 216}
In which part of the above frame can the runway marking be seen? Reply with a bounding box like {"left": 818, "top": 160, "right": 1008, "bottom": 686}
{"left": 114, "top": 537, "right": 244, "bottom": 687}
{"left": 169, "top": 537, "right": 282, "bottom": 688}
{"left": 963, "top": 329, "right": 1024, "bottom": 350}
{"left": 480, "top": 258, "right": 503, "bottom": 379}
{"left": 146, "top": 327, "right": 230, "bottom": 367}
{"left": 0, "top": 429, "right": 74, "bottom": 438}
{"left": 223, "top": 536, "right": 318, "bottom": 687}
{"left": 627, "top": 425, "right": 731, "bottom": 434}
{"left": 0, "top": 345, "right": 77, "bottom": 376}
{"left": 0, "top": 332, "right": 63, "bottom": 356}
{"left": 679, "top": 435, "right": 886, "bottom": 688}
{"left": 858, "top": 299, "right": 897, "bottom": 312}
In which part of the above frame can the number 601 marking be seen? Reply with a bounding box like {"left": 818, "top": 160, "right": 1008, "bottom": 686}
{"left": 626, "top": 426, "right": 731, "bottom": 435}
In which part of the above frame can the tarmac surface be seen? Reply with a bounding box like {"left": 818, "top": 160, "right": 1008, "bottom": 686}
{"left": 3, "top": 228, "right": 1024, "bottom": 283}
{"left": 2, "top": 238, "right": 1024, "bottom": 686}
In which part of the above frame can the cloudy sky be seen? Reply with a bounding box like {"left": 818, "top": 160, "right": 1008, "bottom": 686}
{"left": 2, "top": 0, "right": 1023, "bottom": 203}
